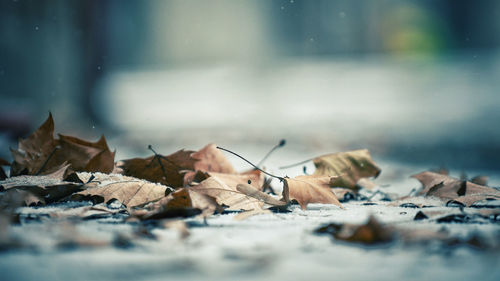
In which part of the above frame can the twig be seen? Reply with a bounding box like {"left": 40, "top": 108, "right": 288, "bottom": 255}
{"left": 217, "top": 146, "right": 284, "bottom": 181}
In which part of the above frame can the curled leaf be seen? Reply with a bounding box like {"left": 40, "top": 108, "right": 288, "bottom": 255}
{"left": 72, "top": 173, "right": 169, "bottom": 208}
{"left": 119, "top": 149, "right": 196, "bottom": 188}
{"left": 312, "top": 149, "right": 381, "bottom": 189}
{"left": 282, "top": 175, "right": 342, "bottom": 210}
{"left": 190, "top": 177, "right": 264, "bottom": 211}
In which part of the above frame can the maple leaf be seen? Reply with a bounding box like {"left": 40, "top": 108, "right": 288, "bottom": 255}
{"left": 119, "top": 149, "right": 196, "bottom": 188}
{"left": 282, "top": 175, "right": 342, "bottom": 210}
{"left": 0, "top": 164, "right": 83, "bottom": 206}
{"left": 10, "top": 113, "right": 57, "bottom": 176}
{"left": 236, "top": 183, "right": 286, "bottom": 206}
{"left": 412, "top": 171, "right": 500, "bottom": 206}
{"left": 135, "top": 187, "right": 221, "bottom": 220}
{"left": 72, "top": 173, "right": 170, "bottom": 208}
{"left": 189, "top": 176, "right": 264, "bottom": 211}
{"left": 312, "top": 149, "right": 381, "bottom": 190}
{"left": 51, "top": 134, "right": 115, "bottom": 173}
{"left": 191, "top": 143, "right": 236, "bottom": 174}
{"left": 10, "top": 113, "right": 115, "bottom": 176}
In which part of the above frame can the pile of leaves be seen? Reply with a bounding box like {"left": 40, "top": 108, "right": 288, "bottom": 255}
{"left": 1, "top": 114, "right": 499, "bottom": 251}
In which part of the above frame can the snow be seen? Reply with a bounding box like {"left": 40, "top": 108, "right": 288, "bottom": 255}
{"left": 1, "top": 197, "right": 499, "bottom": 281}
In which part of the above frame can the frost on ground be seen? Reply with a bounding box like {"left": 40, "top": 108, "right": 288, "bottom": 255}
{"left": 1, "top": 201, "right": 499, "bottom": 281}
{"left": 1, "top": 164, "right": 499, "bottom": 281}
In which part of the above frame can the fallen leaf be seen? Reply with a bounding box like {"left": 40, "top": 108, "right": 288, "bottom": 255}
{"left": 471, "top": 175, "right": 488, "bottom": 186}
{"left": 412, "top": 171, "right": 500, "bottom": 206}
{"left": 312, "top": 149, "right": 381, "bottom": 189}
{"left": 72, "top": 173, "right": 169, "bottom": 208}
{"left": 206, "top": 171, "right": 264, "bottom": 190}
{"left": 10, "top": 113, "right": 57, "bottom": 176}
{"left": 448, "top": 195, "right": 500, "bottom": 208}
{"left": 191, "top": 143, "right": 236, "bottom": 174}
{"left": 332, "top": 187, "right": 357, "bottom": 202}
{"left": 10, "top": 114, "right": 115, "bottom": 176}
{"left": 51, "top": 134, "right": 115, "bottom": 173}
{"left": 282, "top": 175, "right": 342, "bottom": 210}
{"left": 236, "top": 183, "right": 286, "bottom": 206}
{"left": 315, "top": 215, "right": 393, "bottom": 245}
{"left": 136, "top": 187, "right": 220, "bottom": 219}
{"left": 190, "top": 177, "right": 264, "bottom": 211}
{"left": 120, "top": 149, "right": 196, "bottom": 188}
{"left": 0, "top": 164, "right": 83, "bottom": 205}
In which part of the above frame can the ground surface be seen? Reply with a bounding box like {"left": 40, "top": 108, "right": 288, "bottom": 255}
{"left": 2, "top": 55, "right": 500, "bottom": 280}
{"left": 1, "top": 158, "right": 499, "bottom": 281}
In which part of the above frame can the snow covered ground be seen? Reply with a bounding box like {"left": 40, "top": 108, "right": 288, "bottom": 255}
{"left": 1, "top": 199, "right": 499, "bottom": 281}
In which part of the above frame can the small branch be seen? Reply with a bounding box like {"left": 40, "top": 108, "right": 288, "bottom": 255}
{"left": 147, "top": 145, "right": 168, "bottom": 181}
{"left": 279, "top": 157, "right": 314, "bottom": 169}
{"left": 217, "top": 146, "right": 284, "bottom": 181}
{"left": 256, "top": 139, "right": 286, "bottom": 168}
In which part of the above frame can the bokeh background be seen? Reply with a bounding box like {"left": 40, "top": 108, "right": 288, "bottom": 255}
{"left": 1, "top": 0, "right": 500, "bottom": 172}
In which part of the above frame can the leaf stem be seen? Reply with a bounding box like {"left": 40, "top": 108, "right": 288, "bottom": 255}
{"left": 279, "top": 157, "right": 314, "bottom": 169}
{"left": 256, "top": 139, "right": 286, "bottom": 168}
{"left": 216, "top": 146, "right": 284, "bottom": 181}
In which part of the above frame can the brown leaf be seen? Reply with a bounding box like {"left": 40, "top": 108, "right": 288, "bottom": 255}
{"left": 10, "top": 113, "right": 57, "bottom": 176}
{"left": 447, "top": 195, "right": 500, "bottom": 208}
{"left": 236, "top": 183, "right": 286, "bottom": 206}
{"left": 190, "top": 176, "right": 264, "bottom": 211}
{"left": 10, "top": 114, "right": 115, "bottom": 176}
{"left": 412, "top": 171, "right": 500, "bottom": 206}
{"left": 471, "top": 175, "right": 488, "bottom": 186}
{"left": 332, "top": 187, "right": 356, "bottom": 202}
{"left": 282, "top": 175, "right": 342, "bottom": 210}
{"left": 0, "top": 164, "right": 82, "bottom": 205}
{"left": 72, "top": 173, "right": 169, "bottom": 208}
{"left": 315, "top": 215, "right": 393, "bottom": 245}
{"left": 120, "top": 149, "right": 196, "bottom": 188}
{"left": 191, "top": 143, "right": 236, "bottom": 174}
{"left": 312, "top": 149, "right": 381, "bottom": 189}
{"left": 51, "top": 134, "right": 115, "bottom": 173}
{"left": 136, "top": 187, "right": 221, "bottom": 219}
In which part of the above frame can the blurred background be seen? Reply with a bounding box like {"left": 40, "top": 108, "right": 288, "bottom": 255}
{"left": 1, "top": 0, "right": 500, "bottom": 173}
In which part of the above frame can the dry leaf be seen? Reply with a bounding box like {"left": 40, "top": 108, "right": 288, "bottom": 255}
{"left": 51, "top": 134, "right": 115, "bottom": 173}
{"left": 10, "top": 113, "right": 57, "bottom": 176}
{"left": 412, "top": 171, "right": 500, "bottom": 206}
{"left": 10, "top": 113, "right": 115, "bottom": 176}
{"left": 282, "top": 175, "right": 342, "bottom": 210}
{"left": 312, "top": 149, "right": 381, "bottom": 189}
{"left": 136, "top": 187, "right": 221, "bottom": 219}
{"left": 315, "top": 215, "right": 393, "bottom": 245}
{"left": 190, "top": 177, "right": 264, "bottom": 211}
{"left": 120, "top": 149, "right": 196, "bottom": 188}
{"left": 0, "top": 164, "right": 83, "bottom": 205}
{"left": 236, "top": 183, "right": 286, "bottom": 206}
{"left": 332, "top": 187, "right": 356, "bottom": 202}
{"left": 191, "top": 143, "right": 236, "bottom": 174}
{"left": 206, "top": 171, "right": 264, "bottom": 190}
{"left": 72, "top": 173, "right": 169, "bottom": 208}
